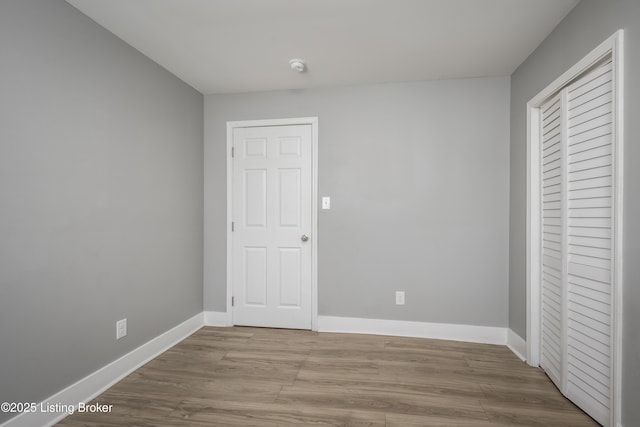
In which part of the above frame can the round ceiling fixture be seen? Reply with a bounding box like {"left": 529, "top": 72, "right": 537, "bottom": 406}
{"left": 289, "top": 59, "right": 306, "bottom": 73}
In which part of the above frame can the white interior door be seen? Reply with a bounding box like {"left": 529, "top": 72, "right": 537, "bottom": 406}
{"left": 540, "top": 92, "right": 565, "bottom": 391}
{"left": 564, "top": 58, "right": 614, "bottom": 426}
{"left": 538, "top": 59, "right": 615, "bottom": 427}
{"left": 232, "top": 124, "right": 312, "bottom": 329}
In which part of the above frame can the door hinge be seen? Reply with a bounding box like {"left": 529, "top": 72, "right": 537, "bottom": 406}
{"left": 231, "top": 296, "right": 234, "bottom": 307}
{"left": 231, "top": 222, "right": 234, "bottom": 232}
{"left": 231, "top": 146, "right": 235, "bottom": 157}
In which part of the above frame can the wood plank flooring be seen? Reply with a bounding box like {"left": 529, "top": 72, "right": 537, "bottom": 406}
{"left": 56, "top": 327, "right": 598, "bottom": 426}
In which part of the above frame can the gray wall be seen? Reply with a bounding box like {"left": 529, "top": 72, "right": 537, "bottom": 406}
{"left": 509, "top": 0, "right": 640, "bottom": 424}
{"left": 0, "top": 1, "right": 203, "bottom": 423}
{"left": 205, "top": 77, "right": 510, "bottom": 327}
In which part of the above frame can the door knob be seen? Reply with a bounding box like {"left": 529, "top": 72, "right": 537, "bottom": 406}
{"left": 301, "top": 234, "right": 309, "bottom": 242}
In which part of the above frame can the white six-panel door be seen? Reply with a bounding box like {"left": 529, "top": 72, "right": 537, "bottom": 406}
{"left": 232, "top": 124, "right": 313, "bottom": 329}
{"left": 538, "top": 59, "right": 615, "bottom": 427}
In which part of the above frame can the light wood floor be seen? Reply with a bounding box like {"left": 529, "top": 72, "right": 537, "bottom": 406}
{"left": 57, "top": 327, "right": 598, "bottom": 426}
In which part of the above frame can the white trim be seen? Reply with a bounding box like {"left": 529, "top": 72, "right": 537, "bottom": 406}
{"left": 226, "top": 117, "right": 319, "bottom": 331}
{"left": 1, "top": 313, "right": 203, "bottom": 427}
{"left": 611, "top": 30, "right": 624, "bottom": 427}
{"left": 317, "top": 316, "right": 507, "bottom": 345}
{"left": 226, "top": 122, "right": 234, "bottom": 329}
{"left": 526, "top": 100, "right": 542, "bottom": 368}
{"left": 526, "top": 30, "right": 623, "bottom": 427}
{"left": 527, "top": 31, "right": 622, "bottom": 107}
{"left": 203, "top": 311, "right": 231, "bottom": 327}
{"left": 310, "top": 120, "right": 319, "bottom": 331}
{"left": 507, "top": 329, "right": 527, "bottom": 362}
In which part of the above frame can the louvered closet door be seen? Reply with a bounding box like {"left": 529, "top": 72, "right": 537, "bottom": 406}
{"left": 565, "top": 59, "right": 613, "bottom": 426}
{"left": 540, "top": 93, "right": 565, "bottom": 390}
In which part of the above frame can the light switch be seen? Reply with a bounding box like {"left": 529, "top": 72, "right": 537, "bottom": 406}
{"left": 322, "top": 197, "right": 331, "bottom": 210}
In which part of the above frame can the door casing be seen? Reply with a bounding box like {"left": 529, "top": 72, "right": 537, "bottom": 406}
{"left": 226, "top": 117, "right": 319, "bottom": 331}
{"left": 526, "top": 30, "right": 624, "bottom": 426}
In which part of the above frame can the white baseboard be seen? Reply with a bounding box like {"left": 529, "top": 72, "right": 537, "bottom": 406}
{"left": 1, "top": 313, "right": 204, "bottom": 427}
{"left": 506, "top": 328, "right": 527, "bottom": 362}
{"left": 317, "top": 315, "right": 507, "bottom": 345}
{"left": 203, "top": 310, "right": 231, "bottom": 327}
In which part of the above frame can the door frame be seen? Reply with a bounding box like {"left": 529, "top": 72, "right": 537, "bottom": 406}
{"left": 226, "top": 117, "right": 319, "bottom": 331}
{"left": 526, "top": 30, "right": 623, "bottom": 426}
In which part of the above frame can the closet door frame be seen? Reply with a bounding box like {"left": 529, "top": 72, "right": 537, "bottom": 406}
{"left": 526, "top": 30, "right": 624, "bottom": 426}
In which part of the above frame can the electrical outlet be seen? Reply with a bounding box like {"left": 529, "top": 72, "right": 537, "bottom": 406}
{"left": 116, "top": 318, "right": 127, "bottom": 340}
{"left": 322, "top": 196, "right": 331, "bottom": 210}
{"left": 395, "top": 291, "right": 405, "bottom": 305}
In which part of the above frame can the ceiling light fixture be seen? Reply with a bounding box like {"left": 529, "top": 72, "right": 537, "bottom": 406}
{"left": 289, "top": 59, "right": 306, "bottom": 73}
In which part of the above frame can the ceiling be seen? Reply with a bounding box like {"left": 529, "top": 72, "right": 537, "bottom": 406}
{"left": 66, "top": 0, "right": 579, "bottom": 95}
